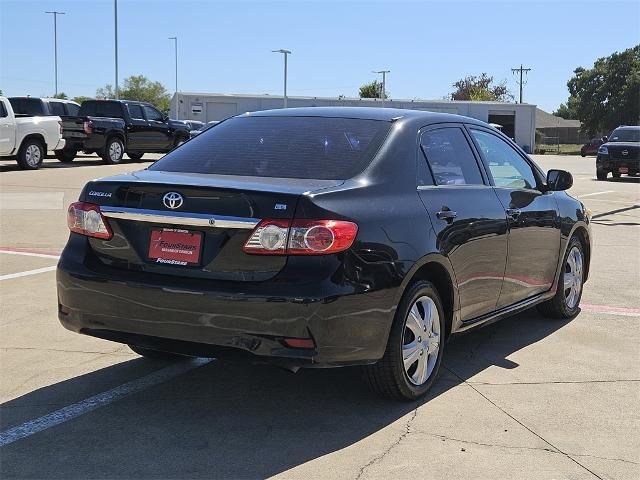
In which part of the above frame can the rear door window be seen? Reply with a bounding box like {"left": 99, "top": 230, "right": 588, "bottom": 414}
{"left": 48, "top": 101, "right": 66, "bottom": 116}
{"left": 420, "top": 127, "right": 484, "bottom": 185}
{"left": 127, "top": 104, "right": 145, "bottom": 120}
{"left": 66, "top": 103, "right": 80, "bottom": 116}
{"left": 149, "top": 116, "right": 391, "bottom": 180}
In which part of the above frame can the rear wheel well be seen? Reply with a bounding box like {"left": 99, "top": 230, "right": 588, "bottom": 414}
{"left": 572, "top": 227, "right": 591, "bottom": 280}
{"left": 409, "top": 262, "right": 455, "bottom": 339}
{"left": 20, "top": 134, "right": 46, "bottom": 152}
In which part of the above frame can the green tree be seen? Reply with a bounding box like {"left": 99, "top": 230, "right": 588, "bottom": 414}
{"left": 564, "top": 45, "right": 640, "bottom": 135}
{"left": 553, "top": 97, "right": 579, "bottom": 120}
{"left": 72, "top": 96, "right": 93, "bottom": 105}
{"left": 96, "top": 75, "right": 171, "bottom": 112}
{"left": 53, "top": 92, "right": 68, "bottom": 99}
{"left": 359, "top": 80, "right": 387, "bottom": 99}
{"left": 450, "top": 73, "right": 512, "bottom": 102}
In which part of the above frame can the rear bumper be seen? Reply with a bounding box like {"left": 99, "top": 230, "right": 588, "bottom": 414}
{"left": 56, "top": 239, "right": 397, "bottom": 367}
{"left": 52, "top": 138, "right": 66, "bottom": 151}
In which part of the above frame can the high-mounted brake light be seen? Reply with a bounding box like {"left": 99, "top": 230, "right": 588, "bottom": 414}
{"left": 243, "top": 219, "right": 358, "bottom": 255}
{"left": 67, "top": 202, "right": 112, "bottom": 240}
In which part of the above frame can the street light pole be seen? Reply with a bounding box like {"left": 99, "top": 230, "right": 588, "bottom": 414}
{"left": 114, "top": 0, "right": 119, "bottom": 99}
{"left": 169, "top": 37, "right": 178, "bottom": 119}
{"left": 373, "top": 70, "right": 390, "bottom": 107}
{"left": 45, "top": 11, "right": 65, "bottom": 96}
{"left": 272, "top": 49, "right": 291, "bottom": 108}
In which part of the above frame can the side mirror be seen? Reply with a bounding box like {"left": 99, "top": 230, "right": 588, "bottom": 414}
{"left": 547, "top": 169, "right": 573, "bottom": 191}
{"left": 602, "top": 136, "right": 608, "bottom": 143}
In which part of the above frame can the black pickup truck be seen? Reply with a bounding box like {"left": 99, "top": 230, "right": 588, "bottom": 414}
{"left": 60, "top": 100, "right": 191, "bottom": 164}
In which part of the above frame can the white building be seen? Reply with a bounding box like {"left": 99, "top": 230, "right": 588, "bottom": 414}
{"left": 171, "top": 93, "right": 537, "bottom": 152}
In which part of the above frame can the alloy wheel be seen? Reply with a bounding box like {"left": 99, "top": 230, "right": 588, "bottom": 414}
{"left": 402, "top": 296, "right": 440, "bottom": 386}
{"left": 25, "top": 144, "right": 42, "bottom": 167}
{"left": 109, "top": 141, "right": 122, "bottom": 161}
{"left": 564, "top": 246, "right": 583, "bottom": 309}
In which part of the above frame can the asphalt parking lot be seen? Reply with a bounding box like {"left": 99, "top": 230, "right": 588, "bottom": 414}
{"left": 0, "top": 154, "right": 638, "bottom": 480}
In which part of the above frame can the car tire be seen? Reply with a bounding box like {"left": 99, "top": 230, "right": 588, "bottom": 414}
{"left": 612, "top": 171, "right": 621, "bottom": 179}
{"left": 54, "top": 148, "right": 77, "bottom": 163}
{"left": 129, "top": 344, "right": 185, "bottom": 360}
{"left": 127, "top": 152, "right": 145, "bottom": 162}
{"left": 537, "top": 236, "right": 585, "bottom": 319}
{"left": 364, "top": 280, "right": 445, "bottom": 400}
{"left": 17, "top": 138, "right": 45, "bottom": 170}
{"left": 101, "top": 137, "right": 125, "bottom": 165}
{"left": 596, "top": 169, "right": 607, "bottom": 181}
{"left": 580, "top": 149, "right": 586, "bottom": 157}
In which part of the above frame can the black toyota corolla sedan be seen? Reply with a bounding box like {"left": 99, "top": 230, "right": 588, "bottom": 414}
{"left": 57, "top": 107, "right": 591, "bottom": 400}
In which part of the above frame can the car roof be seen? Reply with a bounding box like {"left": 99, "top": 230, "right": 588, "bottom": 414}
{"left": 242, "top": 106, "right": 486, "bottom": 125}
{"left": 613, "top": 125, "right": 640, "bottom": 130}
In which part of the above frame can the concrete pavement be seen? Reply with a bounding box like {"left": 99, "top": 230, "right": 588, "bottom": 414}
{"left": 0, "top": 154, "right": 638, "bottom": 479}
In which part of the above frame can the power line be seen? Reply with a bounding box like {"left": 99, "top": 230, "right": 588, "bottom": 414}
{"left": 511, "top": 64, "right": 531, "bottom": 104}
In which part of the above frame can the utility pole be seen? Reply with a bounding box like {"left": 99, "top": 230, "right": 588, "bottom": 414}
{"left": 45, "top": 11, "right": 65, "bottom": 96}
{"left": 511, "top": 64, "right": 531, "bottom": 103}
{"left": 169, "top": 37, "right": 178, "bottom": 119}
{"left": 373, "top": 70, "right": 390, "bottom": 107}
{"left": 114, "top": 0, "right": 119, "bottom": 99}
{"left": 272, "top": 49, "right": 291, "bottom": 108}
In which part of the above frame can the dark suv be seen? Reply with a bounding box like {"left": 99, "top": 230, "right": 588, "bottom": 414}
{"left": 596, "top": 126, "right": 640, "bottom": 180}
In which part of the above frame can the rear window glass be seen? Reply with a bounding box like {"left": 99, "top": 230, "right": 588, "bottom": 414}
{"left": 8, "top": 98, "right": 43, "bottom": 115}
{"left": 66, "top": 103, "right": 80, "bottom": 116}
{"left": 78, "top": 101, "right": 124, "bottom": 118}
{"left": 149, "top": 116, "right": 391, "bottom": 180}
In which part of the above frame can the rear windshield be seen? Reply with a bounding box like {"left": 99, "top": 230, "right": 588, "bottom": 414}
{"left": 609, "top": 128, "right": 640, "bottom": 143}
{"left": 78, "top": 101, "right": 124, "bottom": 118}
{"left": 8, "top": 98, "right": 44, "bottom": 115}
{"left": 150, "top": 116, "right": 390, "bottom": 180}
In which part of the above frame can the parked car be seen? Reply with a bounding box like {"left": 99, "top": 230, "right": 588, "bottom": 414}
{"left": 580, "top": 138, "right": 603, "bottom": 157}
{"left": 60, "top": 100, "right": 191, "bottom": 164}
{"left": 596, "top": 126, "right": 640, "bottom": 180}
{"left": 8, "top": 97, "right": 80, "bottom": 163}
{"left": 57, "top": 107, "right": 591, "bottom": 400}
{"left": 183, "top": 120, "right": 204, "bottom": 132}
{"left": 189, "top": 120, "right": 220, "bottom": 137}
{"left": 0, "top": 96, "right": 66, "bottom": 169}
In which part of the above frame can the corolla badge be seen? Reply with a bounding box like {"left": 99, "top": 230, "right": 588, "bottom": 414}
{"left": 163, "top": 192, "right": 184, "bottom": 209}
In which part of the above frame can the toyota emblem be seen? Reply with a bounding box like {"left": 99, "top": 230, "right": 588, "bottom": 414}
{"left": 622, "top": 150, "right": 629, "bottom": 156}
{"left": 162, "top": 192, "right": 184, "bottom": 210}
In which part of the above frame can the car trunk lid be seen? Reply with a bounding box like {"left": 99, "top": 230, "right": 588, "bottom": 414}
{"left": 82, "top": 170, "right": 343, "bottom": 282}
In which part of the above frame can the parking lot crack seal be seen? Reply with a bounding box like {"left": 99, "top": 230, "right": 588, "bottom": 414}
{"left": 443, "top": 366, "right": 606, "bottom": 480}
{"left": 354, "top": 406, "right": 419, "bottom": 480}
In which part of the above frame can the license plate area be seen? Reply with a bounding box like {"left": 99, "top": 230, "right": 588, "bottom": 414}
{"left": 148, "top": 228, "right": 203, "bottom": 266}
{"left": 618, "top": 167, "right": 629, "bottom": 173}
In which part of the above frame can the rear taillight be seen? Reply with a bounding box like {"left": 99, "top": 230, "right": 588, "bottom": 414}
{"left": 243, "top": 219, "right": 358, "bottom": 255}
{"left": 58, "top": 121, "right": 63, "bottom": 134}
{"left": 67, "top": 202, "right": 112, "bottom": 240}
{"left": 83, "top": 120, "right": 93, "bottom": 134}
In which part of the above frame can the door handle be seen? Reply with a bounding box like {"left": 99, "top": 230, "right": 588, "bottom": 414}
{"left": 506, "top": 208, "right": 521, "bottom": 219}
{"left": 436, "top": 208, "right": 457, "bottom": 222}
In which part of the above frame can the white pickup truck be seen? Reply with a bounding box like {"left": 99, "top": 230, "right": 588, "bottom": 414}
{"left": 0, "top": 96, "right": 66, "bottom": 170}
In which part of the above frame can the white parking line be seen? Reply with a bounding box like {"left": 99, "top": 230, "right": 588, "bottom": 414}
{"left": 0, "top": 358, "right": 213, "bottom": 447}
{"left": 0, "top": 266, "right": 57, "bottom": 282}
{"left": 579, "top": 191, "right": 614, "bottom": 198}
{"left": 0, "top": 249, "right": 60, "bottom": 260}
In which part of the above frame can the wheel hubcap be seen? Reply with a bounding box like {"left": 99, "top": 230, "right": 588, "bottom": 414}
{"left": 564, "top": 246, "right": 583, "bottom": 309}
{"left": 109, "top": 142, "right": 122, "bottom": 161}
{"left": 25, "top": 144, "right": 41, "bottom": 166}
{"left": 402, "top": 296, "right": 440, "bottom": 386}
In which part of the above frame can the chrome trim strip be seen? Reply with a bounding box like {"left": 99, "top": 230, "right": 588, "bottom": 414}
{"left": 99, "top": 206, "right": 260, "bottom": 229}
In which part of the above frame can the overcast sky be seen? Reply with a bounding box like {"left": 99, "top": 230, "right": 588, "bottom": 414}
{"left": 1, "top": 0, "right": 638, "bottom": 112}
